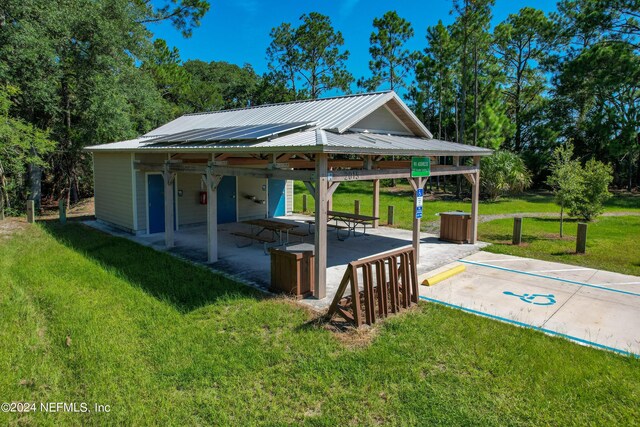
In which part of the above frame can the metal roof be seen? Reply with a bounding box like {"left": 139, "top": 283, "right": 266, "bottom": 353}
{"left": 143, "top": 91, "right": 432, "bottom": 138}
{"left": 87, "top": 129, "right": 492, "bottom": 156}
{"left": 146, "top": 122, "right": 315, "bottom": 145}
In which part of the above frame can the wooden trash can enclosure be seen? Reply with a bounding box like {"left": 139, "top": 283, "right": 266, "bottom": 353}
{"left": 269, "top": 244, "right": 315, "bottom": 298}
{"left": 439, "top": 211, "right": 471, "bottom": 244}
{"left": 326, "top": 246, "right": 419, "bottom": 327}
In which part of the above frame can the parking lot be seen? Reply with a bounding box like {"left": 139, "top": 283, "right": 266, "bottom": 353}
{"left": 420, "top": 251, "right": 640, "bottom": 356}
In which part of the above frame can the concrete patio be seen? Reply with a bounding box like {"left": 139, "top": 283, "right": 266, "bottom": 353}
{"left": 86, "top": 214, "right": 487, "bottom": 310}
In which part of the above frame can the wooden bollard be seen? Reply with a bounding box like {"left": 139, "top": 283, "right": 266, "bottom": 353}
{"left": 388, "top": 205, "right": 395, "bottom": 225}
{"left": 576, "top": 223, "right": 587, "bottom": 254}
{"left": 26, "top": 199, "right": 35, "bottom": 223}
{"left": 59, "top": 199, "right": 67, "bottom": 224}
{"left": 302, "top": 194, "right": 307, "bottom": 212}
{"left": 354, "top": 200, "right": 360, "bottom": 215}
{"left": 512, "top": 217, "right": 523, "bottom": 245}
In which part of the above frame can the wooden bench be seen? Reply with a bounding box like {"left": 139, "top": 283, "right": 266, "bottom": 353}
{"left": 304, "top": 220, "right": 348, "bottom": 233}
{"left": 288, "top": 228, "right": 311, "bottom": 243}
{"left": 231, "top": 231, "right": 276, "bottom": 254}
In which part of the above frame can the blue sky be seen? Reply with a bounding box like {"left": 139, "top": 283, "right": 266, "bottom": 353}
{"left": 148, "top": 0, "right": 558, "bottom": 92}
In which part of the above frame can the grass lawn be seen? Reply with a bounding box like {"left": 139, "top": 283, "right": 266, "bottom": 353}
{"left": 479, "top": 216, "right": 640, "bottom": 276}
{"left": 293, "top": 181, "right": 640, "bottom": 230}
{"left": 1, "top": 221, "right": 639, "bottom": 425}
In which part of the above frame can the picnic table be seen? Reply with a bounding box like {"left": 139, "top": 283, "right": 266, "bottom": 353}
{"left": 327, "top": 210, "right": 379, "bottom": 240}
{"left": 242, "top": 219, "right": 298, "bottom": 245}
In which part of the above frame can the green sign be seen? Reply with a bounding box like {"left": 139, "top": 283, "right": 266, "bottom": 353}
{"left": 411, "top": 157, "right": 431, "bottom": 177}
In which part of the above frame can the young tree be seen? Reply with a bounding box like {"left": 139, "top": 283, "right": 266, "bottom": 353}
{"left": 569, "top": 159, "right": 614, "bottom": 221}
{"left": 358, "top": 11, "right": 418, "bottom": 91}
{"left": 546, "top": 144, "right": 582, "bottom": 237}
{"left": 267, "top": 13, "right": 353, "bottom": 99}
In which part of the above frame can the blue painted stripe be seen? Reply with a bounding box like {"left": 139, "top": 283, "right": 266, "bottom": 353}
{"left": 460, "top": 260, "right": 640, "bottom": 298}
{"left": 419, "top": 296, "right": 638, "bottom": 358}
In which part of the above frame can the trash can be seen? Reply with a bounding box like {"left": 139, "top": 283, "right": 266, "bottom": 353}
{"left": 439, "top": 211, "right": 471, "bottom": 244}
{"left": 269, "top": 244, "right": 315, "bottom": 298}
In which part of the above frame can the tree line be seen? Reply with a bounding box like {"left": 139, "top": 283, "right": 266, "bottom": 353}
{"left": 0, "top": 0, "right": 638, "bottom": 214}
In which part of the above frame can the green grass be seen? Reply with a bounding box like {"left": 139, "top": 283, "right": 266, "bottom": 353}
{"left": 479, "top": 216, "right": 640, "bottom": 276}
{"left": 294, "top": 181, "right": 640, "bottom": 230}
{"left": 1, "top": 222, "right": 639, "bottom": 425}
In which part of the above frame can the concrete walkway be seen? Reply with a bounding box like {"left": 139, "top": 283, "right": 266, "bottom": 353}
{"left": 420, "top": 252, "right": 640, "bottom": 356}
{"left": 86, "top": 216, "right": 487, "bottom": 310}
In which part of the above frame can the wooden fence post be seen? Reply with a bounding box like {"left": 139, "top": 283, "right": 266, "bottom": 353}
{"left": 302, "top": 194, "right": 307, "bottom": 212}
{"left": 59, "top": 199, "right": 66, "bottom": 224}
{"left": 512, "top": 217, "right": 523, "bottom": 245}
{"left": 576, "top": 223, "right": 587, "bottom": 254}
{"left": 26, "top": 200, "right": 35, "bottom": 223}
{"left": 388, "top": 205, "right": 395, "bottom": 225}
{"left": 354, "top": 200, "right": 360, "bottom": 215}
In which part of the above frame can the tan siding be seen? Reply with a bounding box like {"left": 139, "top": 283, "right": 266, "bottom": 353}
{"left": 285, "top": 180, "right": 293, "bottom": 215}
{"left": 350, "top": 105, "right": 411, "bottom": 134}
{"left": 134, "top": 153, "right": 167, "bottom": 233}
{"left": 93, "top": 153, "right": 134, "bottom": 231}
{"left": 237, "top": 176, "right": 267, "bottom": 221}
{"left": 177, "top": 173, "right": 206, "bottom": 226}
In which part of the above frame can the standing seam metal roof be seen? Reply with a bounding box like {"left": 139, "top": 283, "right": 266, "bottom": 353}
{"left": 143, "top": 91, "right": 431, "bottom": 137}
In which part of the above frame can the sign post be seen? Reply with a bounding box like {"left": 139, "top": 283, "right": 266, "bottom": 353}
{"left": 415, "top": 188, "right": 423, "bottom": 219}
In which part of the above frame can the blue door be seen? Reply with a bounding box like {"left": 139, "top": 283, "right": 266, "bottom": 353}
{"left": 147, "top": 174, "right": 176, "bottom": 234}
{"left": 217, "top": 176, "right": 237, "bottom": 224}
{"left": 268, "top": 179, "right": 286, "bottom": 217}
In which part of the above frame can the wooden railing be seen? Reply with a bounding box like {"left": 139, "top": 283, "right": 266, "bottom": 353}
{"left": 326, "top": 246, "right": 419, "bottom": 327}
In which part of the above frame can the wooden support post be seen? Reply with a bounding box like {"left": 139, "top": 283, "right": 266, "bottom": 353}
{"left": 410, "top": 178, "right": 423, "bottom": 261}
{"left": 576, "top": 223, "right": 587, "bottom": 254}
{"left": 26, "top": 199, "right": 35, "bottom": 223}
{"left": 373, "top": 179, "right": 380, "bottom": 228}
{"left": 206, "top": 170, "right": 219, "bottom": 263}
{"left": 512, "top": 217, "right": 522, "bottom": 245}
{"left": 302, "top": 194, "right": 307, "bottom": 212}
{"left": 314, "top": 154, "right": 328, "bottom": 299}
{"left": 470, "top": 156, "right": 480, "bottom": 244}
{"left": 59, "top": 199, "right": 66, "bottom": 224}
{"left": 388, "top": 205, "right": 395, "bottom": 225}
{"left": 354, "top": 200, "right": 360, "bottom": 215}
{"left": 163, "top": 162, "right": 175, "bottom": 248}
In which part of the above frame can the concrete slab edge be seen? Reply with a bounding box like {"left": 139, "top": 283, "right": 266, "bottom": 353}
{"left": 419, "top": 295, "right": 638, "bottom": 358}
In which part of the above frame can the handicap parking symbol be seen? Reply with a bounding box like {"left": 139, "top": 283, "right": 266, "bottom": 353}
{"left": 503, "top": 291, "right": 556, "bottom": 306}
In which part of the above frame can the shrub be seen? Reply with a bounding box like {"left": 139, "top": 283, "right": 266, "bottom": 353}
{"left": 480, "top": 151, "right": 532, "bottom": 200}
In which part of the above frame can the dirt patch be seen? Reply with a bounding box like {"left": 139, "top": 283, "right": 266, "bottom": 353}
{"left": 0, "top": 217, "right": 29, "bottom": 239}
{"left": 40, "top": 197, "right": 95, "bottom": 220}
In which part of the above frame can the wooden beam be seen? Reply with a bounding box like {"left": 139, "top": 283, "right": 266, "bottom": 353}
{"left": 470, "top": 156, "right": 480, "bottom": 244}
{"left": 314, "top": 154, "right": 329, "bottom": 299}
{"left": 463, "top": 173, "right": 476, "bottom": 186}
{"left": 430, "top": 165, "right": 479, "bottom": 176}
{"left": 373, "top": 179, "right": 380, "bottom": 228}
{"left": 211, "top": 165, "right": 315, "bottom": 181}
{"left": 374, "top": 160, "right": 411, "bottom": 169}
{"left": 303, "top": 181, "right": 316, "bottom": 199}
{"left": 206, "top": 171, "right": 219, "bottom": 263}
{"left": 327, "top": 181, "right": 340, "bottom": 197}
{"left": 331, "top": 168, "right": 411, "bottom": 182}
{"left": 163, "top": 162, "right": 175, "bottom": 248}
